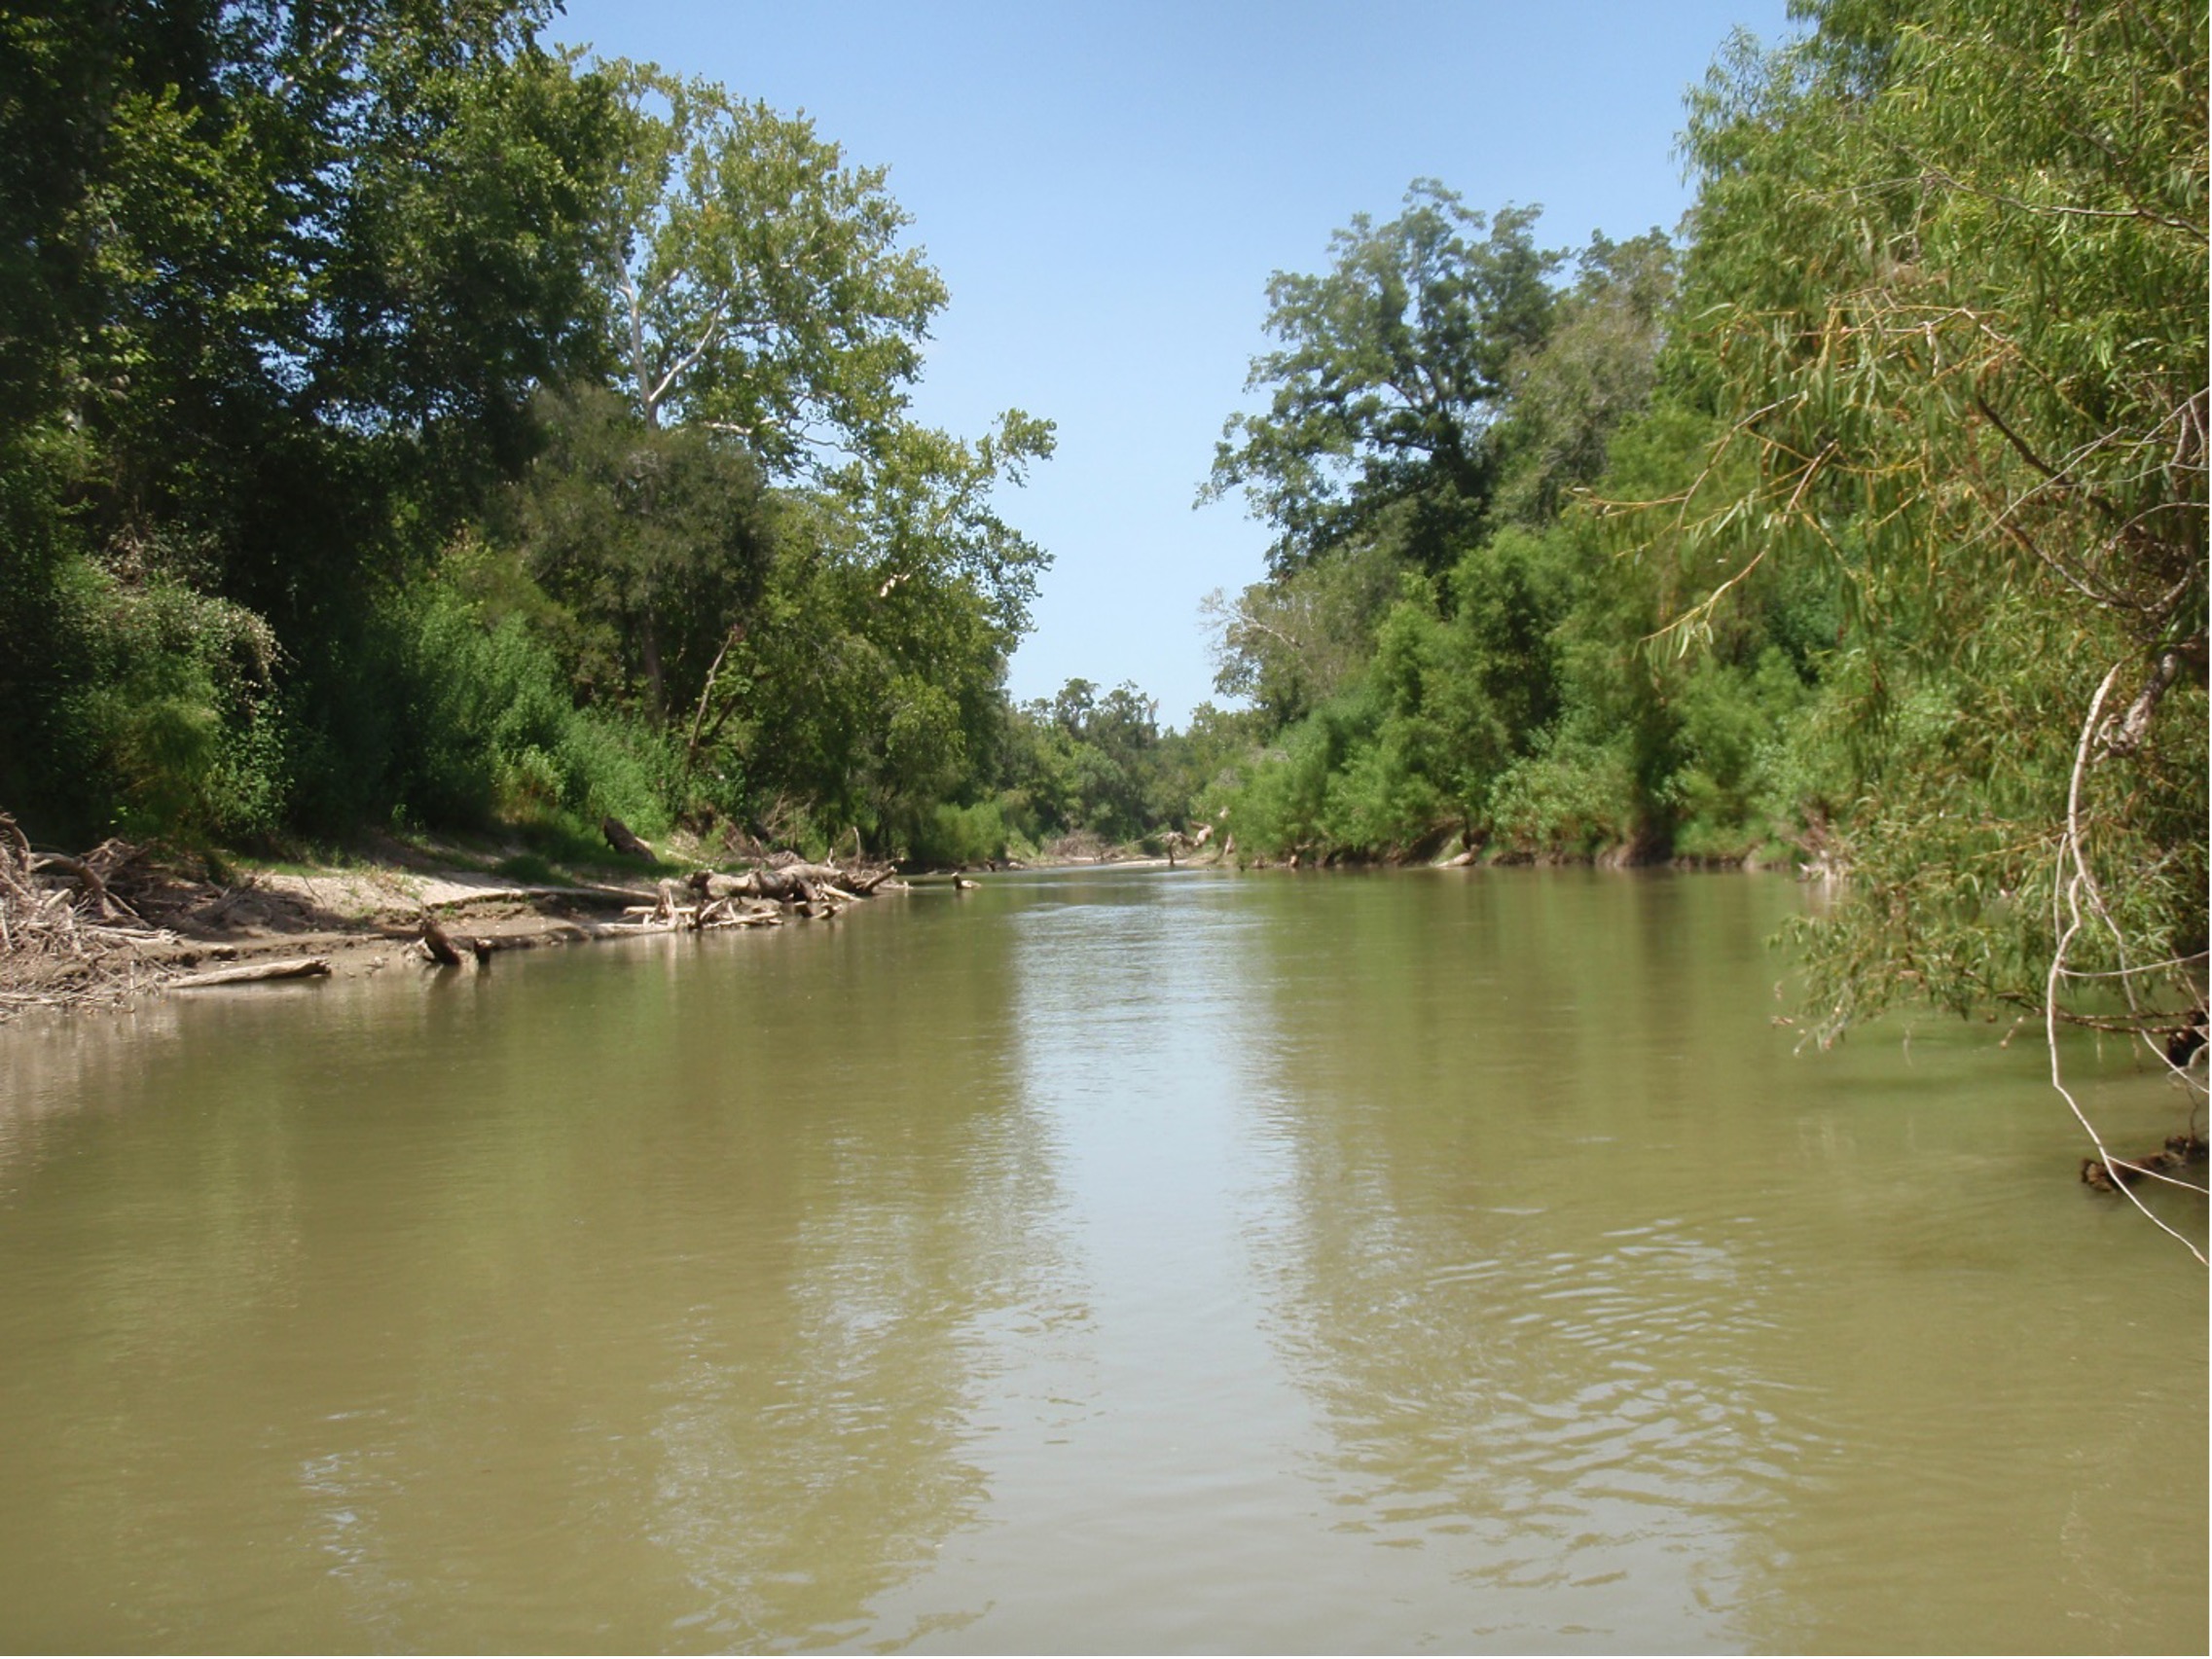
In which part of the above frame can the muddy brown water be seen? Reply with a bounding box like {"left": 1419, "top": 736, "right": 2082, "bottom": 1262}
{"left": 0, "top": 868, "right": 2202, "bottom": 1652}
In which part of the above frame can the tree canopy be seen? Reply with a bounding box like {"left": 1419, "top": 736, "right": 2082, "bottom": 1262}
{"left": 1203, "top": 183, "right": 1563, "bottom": 577}
{"left": 595, "top": 59, "right": 944, "bottom": 463}
{"left": 0, "top": 7, "right": 1063, "bottom": 862}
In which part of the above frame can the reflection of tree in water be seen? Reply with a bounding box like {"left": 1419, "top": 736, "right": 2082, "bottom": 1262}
{"left": 562, "top": 914, "right": 1075, "bottom": 1648}
{"left": 1234, "top": 873, "right": 1815, "bottom": 1647}
{"left": 1236, "top": 872, "right": 2205, "bottom": 1651}
{"left": 0, "top": 911, "right": 1071, "bottom": 1650}
{"left": 643, "top": 1102, "right": 1062, "bottom": 1647}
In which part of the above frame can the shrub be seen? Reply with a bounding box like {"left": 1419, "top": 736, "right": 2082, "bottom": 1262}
{"left": 909, "top": 799, "right": 1009, "bottom": 867}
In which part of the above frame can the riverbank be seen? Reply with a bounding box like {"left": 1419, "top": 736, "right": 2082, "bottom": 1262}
{"left": 0, "top": 814, "right": 1218, "bottom": 1020}
{"left": 0, "top": 840, "right": 626, "bottom": 1019}
{"left": 0, "top": 821, "right": 951, "bottom": 1020}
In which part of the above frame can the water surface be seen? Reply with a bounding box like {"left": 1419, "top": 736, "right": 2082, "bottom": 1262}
{"left": 0, "top": 869, "right": 2201, "bottom": 1651}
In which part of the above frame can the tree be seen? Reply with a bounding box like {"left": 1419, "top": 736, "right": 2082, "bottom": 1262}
{"left": 1203, "top": 182, "right": 1563, "bottom": 577}
{"left": 997, "top": 679, "right": 1167, "bottom": 845}
{"left": 512, "top": 384, "right": 778, "bottom": 721}
{"left": 1202, "top": 535, "right": 1404, "bottom": 728}
{"left": 1651, "top": 0, "right": 2206, "bottom": 1237}
{"left": 1494, "top": 230, "right": 1678, "bottom": 524}
{"left": 531, "top": 58, "right": 1052, "bottom": 774}
{"left": 0, "top": 0, "right": 619, "bottom": 837}
{"left": 595, "top": 60, "right": 944, "bottom": 460}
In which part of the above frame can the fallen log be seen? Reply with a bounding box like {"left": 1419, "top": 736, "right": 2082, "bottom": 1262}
{"left": 775, "top": 861, "right": 893, "bottom": 891}
{"left": 601, "top": 815, "right": 655, "bottom": 860}
{"left": 701, "top": 860, "right": 893, "bottom": 901}
{"left": 170, "top": 956, "right": 332, "bottom": 989}
{"left": 750, "top": 867, "right": 816, "bottom": 904}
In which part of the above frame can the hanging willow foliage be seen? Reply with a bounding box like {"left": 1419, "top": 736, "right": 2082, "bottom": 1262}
{"left": 1614, "top": 0, "right": 2205, "bottom": 1066}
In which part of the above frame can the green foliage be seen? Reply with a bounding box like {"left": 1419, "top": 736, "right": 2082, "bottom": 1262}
{"left": 910, "top": 800, "right": 1013, "bottom": 868}
{"left": 1651, "top": 0, "right": 2208, "bottom": 1032}
{"left": 997, "top": 679, "right": 1167, "bottom": 846}
{"left": 511, "top": 383, "right": 778, "bottom": 719}
{"left": 52, "top": 559, "right": 288, "bottom": 843}
{"left": 0, "top": 15, "right": 1060, "bottom": 864}
{"left": 1488, "top": 734, "right": 1646, "bottom": 857}
{"left": 1220, "top": 687, "right": 1385, "bottom": 857}
{"left": 0, "top": 0, "right": 619, "bottom": 846}
{"left": 649, "top": 484, "right": 1022, "bottom": 850}
{"left": 1494, "top": 231, "right": 1678, "bottom": 524}
{"left": 1152, "top": 703, "right": 1266, "bottom": 833}
{"left": 377, "top": 576, "right": 670, "bottom": 837}
{"left": 1204, "top": 182, "right": 1563, "bottom": 576}
{"left": 1201, "top": 208, "right": 1701, "bottom": 865}
{"left": 512, "top": 62, "right": 1055, "bottom": 859}
{"left": 596, "top": 59, "right": 946, "bottom": 459}
{"left": 1203, "top": 534, "right": 1404, "bottom": 726}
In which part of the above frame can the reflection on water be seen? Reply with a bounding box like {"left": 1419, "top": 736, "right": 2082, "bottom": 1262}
{"left": 0, "top": 913, "right": 1062, "bottom": 1650}
{"left": 0, "top": 870, "right": 2201, "bottom": 1651}
{"left": 1228, "top": 873, "right": 2204, "bottom": 1653}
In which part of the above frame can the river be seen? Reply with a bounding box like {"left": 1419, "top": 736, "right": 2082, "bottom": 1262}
{"left": 0, "top": 867, "right": 2202, "bottom": 1651}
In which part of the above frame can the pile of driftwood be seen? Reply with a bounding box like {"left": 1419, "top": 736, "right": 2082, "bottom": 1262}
{"left": 614, "top": 856, "right": 900, "bottom": 934}
{"left": 0, "top": 814, "right": 179, "bottom": 1014}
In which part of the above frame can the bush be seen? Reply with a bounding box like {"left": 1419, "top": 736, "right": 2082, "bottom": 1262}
{"left": 908, "top": 799, "right": 1010, "bottom": 867}
{"left": 49, "top": 559, "right": 291, "bottom": 843}
{"left": 372, "top": 578, "right": 675, "bottom": 841}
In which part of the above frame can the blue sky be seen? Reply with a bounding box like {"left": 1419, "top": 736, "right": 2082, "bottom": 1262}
{"left": 549, "top": 0, "right": 1797, "bottom": 725}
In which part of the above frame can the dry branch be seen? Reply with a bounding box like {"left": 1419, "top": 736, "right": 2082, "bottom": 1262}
{"left": 0, "top": 813, "right": 181, "bottom": 1017}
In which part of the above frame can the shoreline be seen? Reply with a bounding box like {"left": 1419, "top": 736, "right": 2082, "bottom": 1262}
{"left": 1, "top": 833, "right": 1797, "bottom": 1023}
{"left": 0, "top": 834, "right": 937, "bottom": 1021}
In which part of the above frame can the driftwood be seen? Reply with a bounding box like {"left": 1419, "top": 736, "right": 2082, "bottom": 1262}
{"left": 617, "top": 899, "right": 780, "bottom": 932}
{"left": 712, "top": 861, "right": 884, "bottom": 905}
{"left": 1, "top": 814, "right": 179, "bottom": 1015}
{"left": 618, "top": 874, "right": 784, "bottom": 933}
{"left": 601, "top": 815, "right": 655, "bottom": 860}
{"left": 169, "top": 956, "right": 332, "bottom": 989}
{"left": 605, "top": 852, "right": 899, "bottom": 936}
{"left": 30, "top": 851, "right": 132, "bottom": 920}
{"left": 2082, "top": 1134, "right": 2208, "bottom": 1194}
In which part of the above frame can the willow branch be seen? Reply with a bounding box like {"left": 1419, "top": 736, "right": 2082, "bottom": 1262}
{"left": 2052, "top": 665, "right": 2208, "bottom": 1260}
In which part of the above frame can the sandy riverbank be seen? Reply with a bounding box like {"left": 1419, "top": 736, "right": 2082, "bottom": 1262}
{"left": 0, "top": 816, "right": 1221, "bottom": 1020}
